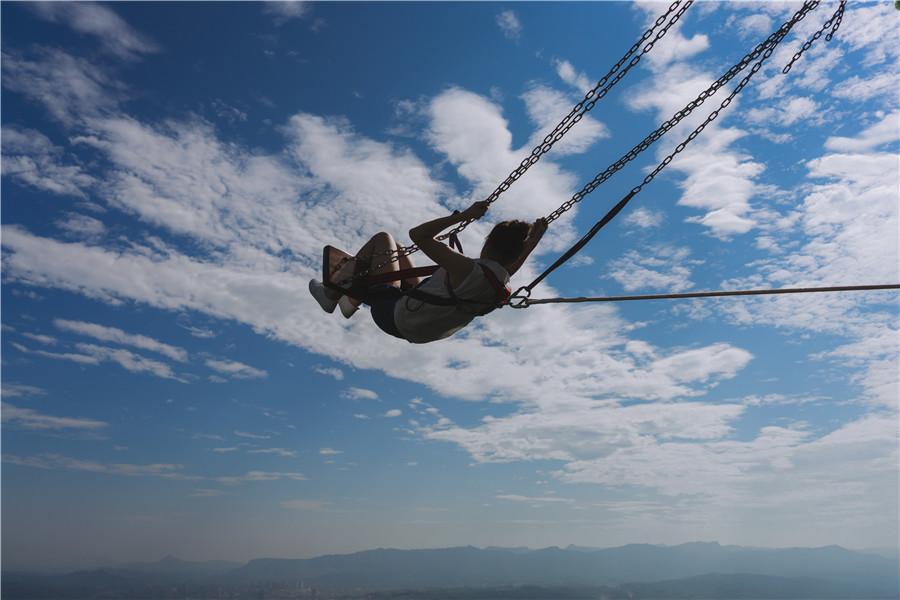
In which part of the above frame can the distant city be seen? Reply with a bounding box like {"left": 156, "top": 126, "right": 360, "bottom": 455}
{"left": 3, "top": 542, "right": 898, "bottom": 599}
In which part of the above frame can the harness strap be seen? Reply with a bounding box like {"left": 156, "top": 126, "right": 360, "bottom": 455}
{"left": 401, "top": 263, "right": 510, "bottom": 311}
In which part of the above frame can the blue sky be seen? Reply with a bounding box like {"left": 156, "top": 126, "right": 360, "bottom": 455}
{"left": 2, "top": 1, "right": 898, "bottom": 571}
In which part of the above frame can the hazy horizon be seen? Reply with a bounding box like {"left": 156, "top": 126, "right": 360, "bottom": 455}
{"left": 2, "top": 1, "right": 898, "bottom": 574}
{"left": 6, "top": 540, "right": 900, "bottom": 574}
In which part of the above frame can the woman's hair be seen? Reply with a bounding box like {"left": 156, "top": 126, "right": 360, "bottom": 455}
{"left": 481, "top": 220, "right": 532, "bottom": 265}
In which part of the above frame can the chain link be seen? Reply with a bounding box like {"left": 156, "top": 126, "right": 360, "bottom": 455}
{"left": 784, "top": 0, "right": 846, "bottom": 73}
{"left": 345, "top": 0, "right": 695, "bottom": 285}
{"left": 508, "top": 0, "right": 836, "bottom": 307}
{"left": 544, "top": 0, "right": 827, "bottom": 225}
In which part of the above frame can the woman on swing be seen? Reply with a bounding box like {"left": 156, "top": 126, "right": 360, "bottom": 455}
{"left": 309, "top": 200, "right": 547, "bottom": 344}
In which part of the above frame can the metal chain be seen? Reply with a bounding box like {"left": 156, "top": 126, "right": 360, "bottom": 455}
{"left": 508, "top": 0, "right": 828, "bottom": 307}
{"left": 345, "top": 0, "right": 695, "bottom": 285}
{"left": 783, "top": 0, "right": 846, "bottom": 74}
{"left": 544, "top": 0, "right": 824, "bottom": 225}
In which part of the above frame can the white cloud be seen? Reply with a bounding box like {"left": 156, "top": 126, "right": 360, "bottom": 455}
{"left": 824, "top": 111, "right": 900, "bottom": 152}
{"left": 214, "top": 470, "right": 307, "bottom": 485}
{"left": 29, "top": 2, "right": 159, "bottom": 61}
{"left": 833, "top": 73, "right": 899, "bottom": 103}
{"left": 554, "top": 59, "right": 591, "bottom": 92}
{"left": 3, "top": 453, "right": 190, "bottom": 479}
{"left": 319, "top": 447, "right": 342, "bottom": 456}
{"left": 205, "top": 358, "right": 268, "bottom": 380}
{"left": 520, "top": 85, "right": 609, "bottom": 156}
{"left": 191, "top": 488, "right": 226, "bottom": 497}
{"left": 1, "top": 383, "right": 47, "bottom": 398}
{"left": 632, "top": 2, "right": 709, "bottom": 71}
{"left": 2, "top": 125, "right": 97, "bottom": 197}
{"left": 280, "top": 499, "right": 328, "bottom": 510}
{"left": 248, "top": 448, "right": 298, "bottom": 458}
{"left": 263, "top": 1, "right": 309, "bottom": 24}
{"left": 22, "top": 332, "right": 58, "bottom": 345}
{"left": 622, "top": 207, "right": 664, "bottom": 229}
{"left": 54, "top": 213, "right": 107, "bottom": 241}
{"left": 740, "top": 393, "right": 826, "bottom": 407}
{"left": 76, "top": 343, "right": 182, "bottom": 380}
{"left": 496, "top": 494, "right": 574, "bottom": 504}
{"left": 1, "top": 48, "right": 126, "bottom": 126}
{"left": 625, "top": 60, "right": 765, "bottom": 236}
{"left": 234, "top": 430, "right": 271, "bottom": 440}
{"left": 496, "top": 10, "right": 522, "bottom": 40}
{"left": 3, "top": 452, "right": 308, "bottom": 487}
{"left": 313, "top": 366, "right": 344, "bottom": 380}
{"left": 11, "top": 341, "right": 101, "bottom": 365}
{"left": 54, "top": 319, "right": 187, "bottom": 362}
{"left": 384, "top": 409, "right": 402, "bottom": 418}
{"left": 729, "top": 13, "right": 773, "bottom": 39}
{"left": 341, "top": 387, "right": 378, "bottom": 400}
{"left": 607, "top": 246, "right": 696, "bottom": 293}
{"left": 1, "top": 403, "right": 107, "bottom": 430}
{"left": 745, "top": 96, "right": 821, "bottom": 128}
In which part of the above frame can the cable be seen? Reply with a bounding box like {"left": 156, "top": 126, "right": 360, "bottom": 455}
{"left": 511, "top": 284, "right": 900, "bottom": 307}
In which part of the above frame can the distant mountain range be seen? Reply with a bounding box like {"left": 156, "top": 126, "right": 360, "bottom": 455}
{"left": 3, "top": 542, "right": 898, "bottom": 598}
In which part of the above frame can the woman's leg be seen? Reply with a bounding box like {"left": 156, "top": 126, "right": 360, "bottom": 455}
{"left": 397, "top": 251, "right": 421, "bottom": 289}
{"left": 342, "top": 232, "right": 402, "bottom": 312}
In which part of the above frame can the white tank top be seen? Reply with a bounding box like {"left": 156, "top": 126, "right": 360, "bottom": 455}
{"left": 393, "top": 259, "right": 510, "bottom": 344}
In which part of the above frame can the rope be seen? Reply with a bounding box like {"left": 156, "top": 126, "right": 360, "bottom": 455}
{"left": 512, "top": 284, "right": 900, "bottom": 307}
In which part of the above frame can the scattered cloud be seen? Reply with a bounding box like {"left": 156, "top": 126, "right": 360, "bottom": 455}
{"left": 520, "top": 85, "right": 609, "bottom": 156}
{"left": 607, "top": 246, "right": 696, "bottom": 293}
{"left": 319, "top": 447, "right": 342, "bottom": 456}
{"left": 1, "top": 383, "right": 47, "bottom": 398}
{"left": 384, "top": 409, "right": 402, "bottom": 418}
{"left": 248, "top": 447, "right": 298, "bottom": 458}
{"left": 190, "top": 488, "right": 226, "bottom": 497}
{"left": 554, "top": 59, "right": 591, "bottom": 92}
{"left": 54, "top": 319, "right": 188, "bottom": 362}
{"left": 54, "top": 213, "right": 107, "bottom": 241}
{"left": 205, "top": 358, "right": 268, "bottom": 380}
{"left": 496, "top": 494, "right": 574, "bottom": 504}
{"left": 29, "top": 2, "right": 159, "bottom": 61}
{"left": 832, "top": 73, "right": 898, "bottom": 103}
{"left": 22, "top": 332, "right": 57, "bottom": 345}
{"left": 341, "top": 387, "right": 378, "bottom": 400}
{"left": 214, "top": 470, "right": 306, "bottom": 485}
{"left": 622, "top": 207, "right": 664, "bottom": 229}
{"left": 280, "top": 499, "right": 328, "bottom": 510}
{"left": 2, "top": 48, "right": 127, "bottom": 126}
{"left": 3, "top": 453, "right": 190, "bottom": 479}
{"left": 234, "top": 430, "right": 272, "bottom": 440}
{"left": 263, "top": 1, "right": 309, "bottom": 25}
{"left": 314, "top": 365, "right": 344, "bottom": 380}
{"left": 824, "top": 111, "right": 899, "bottom": 152}
{"left": 2, "top": 125, "right": 97, "bottom": 197}
{"left": 496, "top": 10, "right": 522, "bottom": 40}
{"left": 1, "top": 403, "right": 107, "bottom": 431}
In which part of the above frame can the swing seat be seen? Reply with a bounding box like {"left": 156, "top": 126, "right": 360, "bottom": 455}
{"left": 323, "top": 245, "right": 441, "bottom": 301}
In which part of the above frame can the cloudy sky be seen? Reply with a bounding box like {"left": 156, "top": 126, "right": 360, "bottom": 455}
{"left": 2, "top": 1, "right": 898, "bottom": 571}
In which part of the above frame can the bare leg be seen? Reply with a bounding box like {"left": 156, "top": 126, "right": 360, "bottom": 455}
{"left": 397, "top": 251, "right": 421, "bottom": 289}
{"left": 344, "top": 232, "right": 402, "bottom": 311}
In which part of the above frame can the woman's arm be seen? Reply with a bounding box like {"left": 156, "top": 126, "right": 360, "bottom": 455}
{"left": 409, "top": 201, "right": 488, "bottom": 288}
{"left": 505, "top": 218, "right": 548, "bottom": 276}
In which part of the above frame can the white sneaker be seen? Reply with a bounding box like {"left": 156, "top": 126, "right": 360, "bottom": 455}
{"left": 309, "top": 280, "right": 340, "bottom": 313}
{"left": 339, "top": 295, "right": 359, "bottom": 319}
